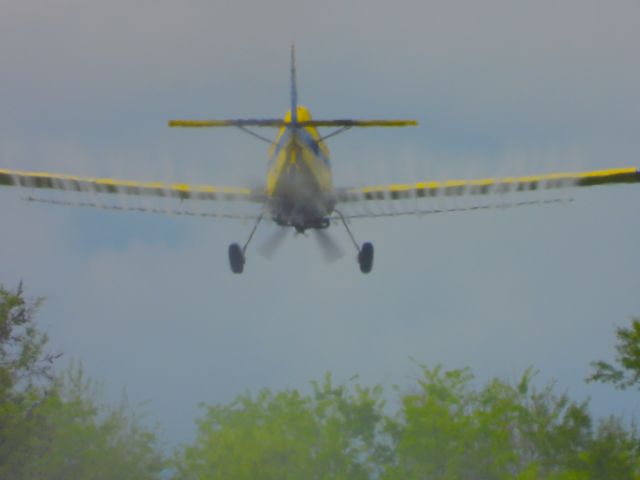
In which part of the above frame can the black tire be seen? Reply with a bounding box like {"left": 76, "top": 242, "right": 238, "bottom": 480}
{"left": 228, "top": 243, "right": 245, "bottom": 274}
{"left": 358, "top": 242, "right": 374, "bottom": 274}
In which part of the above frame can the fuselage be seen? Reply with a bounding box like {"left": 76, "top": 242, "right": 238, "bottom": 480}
{"left": 266, "top": 106, "right": 335, "bottom": 232}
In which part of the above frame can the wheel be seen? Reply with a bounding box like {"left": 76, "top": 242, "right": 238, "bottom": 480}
{"left": 358, "top": 242, "right": 374, "bottom": 274}
{"left": 228, "top": 243, "right": 245, "bottom": 274}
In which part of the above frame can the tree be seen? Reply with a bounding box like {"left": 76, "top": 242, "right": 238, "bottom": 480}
{"left": 0, "top": 282, "right": 59, "bottom": 390}
{"left": 0, "top": 283, "right": 60, "bottom": 477}
{"left": 587, "top": 317, "right": 640, "bottom": 390}
{"left": 0, "top": 284, "right": 165, "bottom": 479}
{"left": 382, "top": 364, "right": 639, "bottom": 480}
{"left": 19, "top": 363, "right": 166, "bottom": 480}
{"left": 5, "top": 283, "right": 638, "bottom": 478}
{"left": 174, "top": 373, "right": 386, "bottom": 480}
{"left": 176, "top": 365, "right": 640, "bottom": 479}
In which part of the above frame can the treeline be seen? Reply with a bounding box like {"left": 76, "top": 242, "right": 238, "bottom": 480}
{"left": 1, "top": 284, "right": 639, "bottom": 479}
{"left": 175, "top": 368, "right": 639, "bottom": 479}
{"left": 0, "top": 284, "right": 165, "bottom": 479}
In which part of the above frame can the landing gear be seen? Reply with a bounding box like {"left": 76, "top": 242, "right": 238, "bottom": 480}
{"left": 335, "top": 209, "right": 374, "bottom": 274}
{"left": 228, "top": 243, "right": 245, "bottom": 273}
{"left": 228, "top": 209, "right": 375, "bottom": 274}
{"left": 228, "top": 213, "right": 263, "bottom": 274}
{"left": 358, "top": 242, "right": 374, "bottom": 274}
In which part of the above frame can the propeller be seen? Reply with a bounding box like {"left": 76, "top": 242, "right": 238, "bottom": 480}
{"left": 258, "top": 224, "right": 344, "bottom": 263}
{"left": 258, "top": 226, "right": 289, "bottom": 259}
{"left": 313, "top": 229, "right": 344, "bottom": 263}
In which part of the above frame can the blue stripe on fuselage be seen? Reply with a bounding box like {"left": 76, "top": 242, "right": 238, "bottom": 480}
{"left": 296, "top": 129, "right": 325, "bottom": 161}
{"left": 269, "top": 130, "right": 291, "bottom": 165}
{"left": 269, "top": 127, "right": 330, "bottom": 168}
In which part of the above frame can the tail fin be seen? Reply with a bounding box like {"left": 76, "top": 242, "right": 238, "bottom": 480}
{"left": 290, "top": 42, "right": 298, "bottom": 125}
{"left": 168, "top": 45, "right": 418, "bottom": 132}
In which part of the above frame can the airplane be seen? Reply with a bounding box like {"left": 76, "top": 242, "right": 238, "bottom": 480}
{"left": 1, "top": 45, "right": 639, "bottom": 274}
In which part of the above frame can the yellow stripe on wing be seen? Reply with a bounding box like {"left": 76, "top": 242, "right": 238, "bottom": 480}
{"left": 337, "top": 167, "right": 640, "bottom": 202}
{"left": 0, "top": 168, "right": 259, "bottom": 202}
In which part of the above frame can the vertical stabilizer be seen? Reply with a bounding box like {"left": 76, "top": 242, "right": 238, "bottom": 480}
{"left": 290, "top": 43, "right": 298, "bottom": 124}
{"left": 168, "top": 44, "right": 418, "bottom": 131}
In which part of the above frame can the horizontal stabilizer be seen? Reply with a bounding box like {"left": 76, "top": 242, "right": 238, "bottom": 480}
{"left": 169, "top": 119, "right": 285, "bottom": 128}
{"left": 302, "top": 119, "right": 417, "bottom": 127}
{"left": 169, "top": 119, "right": 418, "bottom": 128}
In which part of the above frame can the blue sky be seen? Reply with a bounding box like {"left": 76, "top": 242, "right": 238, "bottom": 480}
{"left": 1, "top": 0, "right": 639, "bottom": 448}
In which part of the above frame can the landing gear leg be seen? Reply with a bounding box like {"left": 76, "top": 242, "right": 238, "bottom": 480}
{"left": 228, "top": 214, "right": 263, "bottom": 274}
{"left": 335, "top": 209, "right": 374, "bottom": 274}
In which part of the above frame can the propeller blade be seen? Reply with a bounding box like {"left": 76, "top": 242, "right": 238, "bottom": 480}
{"left": 258, "top": 227, "right": 289, "bottom": 259}
{"left": 313, "top": 229, "right": 344, "bottom": 263}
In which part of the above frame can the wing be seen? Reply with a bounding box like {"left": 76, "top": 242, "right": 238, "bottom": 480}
{"left": 0, "top": 168, "right": 262, "bottom": 202}
{"left": 335, "top": 167, "right": 640, "bottom": 203}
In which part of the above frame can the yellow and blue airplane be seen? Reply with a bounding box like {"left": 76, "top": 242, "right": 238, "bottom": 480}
{"left": 1, "top": 45, "right": 639, "bottom": 273}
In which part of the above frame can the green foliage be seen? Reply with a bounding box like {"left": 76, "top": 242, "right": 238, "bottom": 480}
{"left": 176, "top": 365, "right": 640, "bottom": 479}
{"left": 0, "top": 283, "right": 57, "bottom": 477}
{"left": 580, "top": 417, "right": 639, "bottom": 480}
{"left": 3, "top": 283, "right": 639, "bottom": 478}
{"left": 174, "top": 373, "right": 386, "bottom": 480}
{"left": 384, "top": 364, "right": 639, "bottom": 480}
{"left": 0, "top": 282, "right": 57, "bottom": 390}
{"left": 0, "top": 284, "right": 165, "bottom": 479}
{"left": 19, "top": 363, "right": 166, "bottom": 479}
{"left": 587, "top": 318, "right": 640, "bottom": 390}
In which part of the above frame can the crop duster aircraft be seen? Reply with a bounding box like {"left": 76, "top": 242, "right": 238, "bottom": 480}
{"left": 1, "top": 45, "right": 639, "bottom": 274}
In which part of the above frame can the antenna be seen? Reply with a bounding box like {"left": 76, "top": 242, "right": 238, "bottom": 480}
{"left": 290, "top": 42, "right": 298, "bottom": 125}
